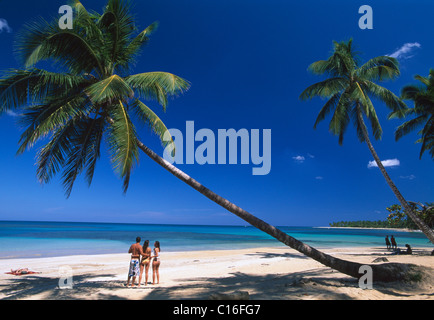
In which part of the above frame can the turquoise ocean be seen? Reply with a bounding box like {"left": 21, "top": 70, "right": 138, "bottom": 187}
{"left": 0, "top": 221, "right": 431, "bottom": 259}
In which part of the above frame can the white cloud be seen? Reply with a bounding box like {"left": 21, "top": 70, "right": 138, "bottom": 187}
{"left": 367, "top": 158, "right": 400, "bottom": 168}
{"left": 292, "top": 155, "right": 305, "bottom": 163}
{"left": 5, "top": 110, "right": 19, "bottom": 117}
{"left": 399, "top": 174, "right": 416, "bottom": 180}
{"left": 315, "top": 176, "right": 323, "bottom": 180}
{"left": 387, "top": 42, "right": 421, "bottom": 59}
{"left": 0, "top": 18, "right": 12, "bottom": 33}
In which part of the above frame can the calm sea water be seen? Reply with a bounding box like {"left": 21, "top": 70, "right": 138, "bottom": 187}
{"left": 0, "top": 221, "right": 431, "bottom": 259}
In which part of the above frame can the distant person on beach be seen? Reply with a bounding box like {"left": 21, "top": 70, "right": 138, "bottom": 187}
{"left": 393, "top": 244, "right": 412, "bottom": 255}
{"left": 152, "top": 241, "right": 161, "bottom": 285}
{"left": 126, "top": 237, "right": 145, "bottom": 287}
{"left": 139, "top": 240, "right": 152, "bottom": 286}
{"left": 391, "top": 235, "right": 397, "bottom": 249}
{"left": 385, "top": 236, "right": 391, "bottom": 250}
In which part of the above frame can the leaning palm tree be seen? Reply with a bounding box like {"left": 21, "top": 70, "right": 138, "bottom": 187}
{"left": 0, "top": 1, "right": 427, "bottom": 281}
{"left": 391, "top": 69, "right": 434, "bottom": 160}
{"left": 300, "top": 39, "right": 434, "bottom": 244}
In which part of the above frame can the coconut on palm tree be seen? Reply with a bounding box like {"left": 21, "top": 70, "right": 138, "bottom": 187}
{"left": 0, "top": 1, "right": 428, "bottom": 282}
{"left": 300, "top": 39, "right": 434, "bottom": 244}
{"left": 391, "top": 69, "right": 434, "bottom": 160}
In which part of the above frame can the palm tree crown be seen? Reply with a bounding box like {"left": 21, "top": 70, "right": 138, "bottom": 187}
{"left": 301, "top": 39, "right": 434, "bottom": 244}
{"left": 0, "top": 0, "right": 190, "bottom": 197}
{"left": 300, "top": 39, "right": 406, "bottom": 143}
{"left": 392, "top": 69, "right": 434, "bottom": 159}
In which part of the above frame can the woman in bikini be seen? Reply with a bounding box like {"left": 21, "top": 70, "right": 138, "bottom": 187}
{"left": 139, "top": 240, "right": 152, "bottom": 286}
{"left": 152, "top": 241, "right": 161, "bottom": 285}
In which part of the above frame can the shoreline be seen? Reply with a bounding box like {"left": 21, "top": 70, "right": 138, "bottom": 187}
{"left": 1, "top": 231, "right": 432, "bottom": 260}
{"left": 1, "top": 245, "right": 433, "bottom": 300}
{"left": 4, "top": 243, "right": 432, "bottom": 261}
{"left": 316, "top": 226, "right": 423, "bottom": 232}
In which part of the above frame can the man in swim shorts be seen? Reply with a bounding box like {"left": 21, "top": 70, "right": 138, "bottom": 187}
{"left": 126, "top": 237, "right": 145, "bottom": 287}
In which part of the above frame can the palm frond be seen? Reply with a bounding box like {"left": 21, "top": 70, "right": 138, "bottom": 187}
{"left": 362, "top": 80, "right": 408, "bottom": 115}
{"left": 351, "top": 104, "right": 370, "bottom": 143}
{"left": 308, "top": 40, "right": 357, "bottom": 77}
{"left": 413, "top": 74, "right": 430, "bottom": 86}
{"left": 313, "top": 92, "right": 342, "bottom": 129}
{"left": 400, "top": 84, "right": 426, "bottom": 101}
{"left": 119, "top": 22, "right": 159, "bottom": 71}
{"left": 98, "top": 0, "right": 136, "bottom": 73}
{"left": 328, "top": 93, "right": 351, "bottom": 145}
{"left": 15, "top": 16, "right": 104, "bottom": 75}
{"left": 61, "top": 117, "right": 105, "bottom": 197}
{"left": 85, "top": 74, "right": 134, "bottom": 104}
{"left": 307, "top": 60, "right": 337, "bottom": 76}
{"left": 0, "top": 69, "right": 90, "bottom": 113}
{"left": 418, "top": 115, "right": 434, "bottom": 158}
{"left": 357, "top": 56, "right": 400, "bottom": 81}
{"left": 395, "top": 114, "right": 429, "bottom": 141}
{"left": 17, "top": 91, "right": 92, "bottom": 154}
{"left": 36, "top": 119, "right": 78, "bottom": 184}
{"left": 125, "top": 72, "right": 190, "bottom": 110}
{"left": 365, "top": 100, "right": 382, "bottom": 141}
{"left": 299, "top": 77, "right": 347, "bottom": 100}
{"left": 347, "top": 82, "right": 382, "bottom": 141}
{"left": 106, "top": 100, "right": 139, "bottom": 193}
{"left": 130, "top": 98, "right": 175, "bottom": 153}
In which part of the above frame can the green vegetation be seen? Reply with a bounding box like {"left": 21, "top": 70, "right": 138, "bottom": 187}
{"left": 330, "top": 202, "right": 434, "bottom": 229}
{"left": 329, "top": 220, "right": 391, "bottom": 228}
{"left": 392, "top": 69, "right": 434, "bottom": 159}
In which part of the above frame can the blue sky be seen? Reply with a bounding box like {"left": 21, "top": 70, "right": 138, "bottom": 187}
{"left": 0, "top": 0, "right": 432, "bottom": 227}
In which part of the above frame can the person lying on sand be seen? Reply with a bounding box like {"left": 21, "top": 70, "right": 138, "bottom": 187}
{"left": 6, "top": 268, "right": 40, "bottom": 275}
{"left": 11, "top": 268, "right": 29, "bottom": 275}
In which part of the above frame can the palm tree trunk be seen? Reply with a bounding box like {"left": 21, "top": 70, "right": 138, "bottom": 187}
{"left": 136, "top": 139, "right": 425, "bottom": 282}
{"left": 357, "top": 108, "right": 434, "bottom": 244}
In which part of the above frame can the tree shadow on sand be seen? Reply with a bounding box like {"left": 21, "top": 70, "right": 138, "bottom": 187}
{"left": 144, "top": 265, "right": 434, "bottom": 300}
{"left": 143, "top": 269, "right": 358, "bottom": 300}
{"left": 338, "top": 247, "right": 434, "bottom": 257}
{"left": 0, "top": 273, "right": 128, "bottom": 300}
{"left": 1, "top": 263, "right": 433, "bottom": 300}
{"left": 245, "top": 251, "right": 310, "bottom": 260}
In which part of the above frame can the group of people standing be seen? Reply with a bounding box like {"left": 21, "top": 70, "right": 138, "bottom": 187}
{"left": 126, "top": 237, "right": 161, "bottom": 287}
{"left": 385, "top": 235, "right": 397, "bottom": 250}
{"left": 385, "top": 235, "right": 413, "bottom": 255}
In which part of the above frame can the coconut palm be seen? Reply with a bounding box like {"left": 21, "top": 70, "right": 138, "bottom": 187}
{"left": 391, "top": 69, "right": 434, "bottom": 160}
{"left": 0, "top": 1, "right": 426, "bottom": 281}
{"left": 300, "top": 39, "right": 434, "bottom": 244}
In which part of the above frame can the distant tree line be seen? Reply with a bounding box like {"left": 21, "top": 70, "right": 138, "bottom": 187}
{"left": 330, "top": 203, "right": 434, "bottom": 229}
{"left": 329, "top": 220, "right": 391, "bottom": 228}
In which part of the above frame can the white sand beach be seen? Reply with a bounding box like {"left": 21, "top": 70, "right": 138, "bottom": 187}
{"left": 1, "top": 246, "right": 433, "bottom": 300}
